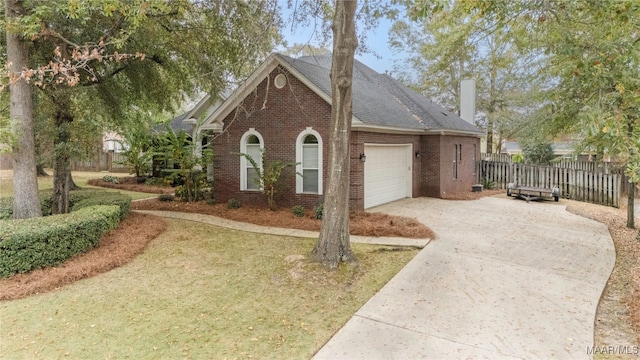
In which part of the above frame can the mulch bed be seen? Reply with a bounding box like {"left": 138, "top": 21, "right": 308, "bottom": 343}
{"left": 0, "top": 213, "right": 167, "bottom": 301}
{"left": 131, "top": 199, "right": 436, "bottom": 239}
{"left": 87, "top": 177, "right": 174, "bottom": 194}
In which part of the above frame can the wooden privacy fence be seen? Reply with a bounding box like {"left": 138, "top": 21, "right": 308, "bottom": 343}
{"left": 480, "top": 153, "right": 620, "bottom": 173}
{"left": 478, "top": 161, "right": 621, "bottom": 208}
{"left": 481, "top": 153, "right": 512, "bottom": 162}
{"left": 550, "top": 160, "right": 617, "bottom": 173}
{"left": 71, "top": 152, "right": 129, "bottom": 173}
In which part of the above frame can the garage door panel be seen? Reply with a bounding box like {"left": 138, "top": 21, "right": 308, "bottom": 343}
{"left": 364, "top": 145, "right": 411, "bottom": 208}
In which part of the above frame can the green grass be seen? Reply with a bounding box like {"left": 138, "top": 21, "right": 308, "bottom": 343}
{"left": 0, "top": 219, "right": 418, "bottom": 359}
{"left": 0, "top": 170, "right": 154, "bottom": 200}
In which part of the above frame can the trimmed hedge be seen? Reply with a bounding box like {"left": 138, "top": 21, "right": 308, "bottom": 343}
{"left": 0, "top": 190, "right": 130, "bottom": 220}
{"left": 0, "top": 190, "right": 131, "bottom": 278}
{"left": 70, "top": 191, "right": 130, "bottom": 220}
{"left": 0, "top": 205, "right": 121, "bottom": 278}
{"left": 0, "top": 190, "right": 54, "bottom": 220}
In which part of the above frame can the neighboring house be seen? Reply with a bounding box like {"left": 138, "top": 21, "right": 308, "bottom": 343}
{"left": 200, "top": 53, "right": 482, "bottom": 210}
{"left": 501, "top": 141, "right": 597, "bottom": 162}
{"left": 103, "top": 132, "right": 126, "bottom": 153}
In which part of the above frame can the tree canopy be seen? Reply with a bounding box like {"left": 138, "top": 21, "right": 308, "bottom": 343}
{"left": 389, "top": 0, "right": 549, "bottom": 153}
{"left": 408, "top": 0, "right": 639, "bottom": 227}
{"left": 2, "top": 0, "right": 281, "bottom": 217}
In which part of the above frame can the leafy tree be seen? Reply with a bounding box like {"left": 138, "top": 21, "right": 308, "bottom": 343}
{"left": 413, "top": 0, "right": 639, "bottom": 228}
{"left": 521, "top": 142, "right": 554, "bottom": 166}
{"left": 116, "top": 117, "right": 157, "bottom": 179}
{"left": 389, "top": 0, "right": 547, "bottom": 153}
{"left": 543, "top": 1, "right": 639, "bottom": 228}
{"left": 2, "top": 0, "right": 280, "bottom": 215}
{"left": 160, "top": 124, "right": 213, "bottom": 203}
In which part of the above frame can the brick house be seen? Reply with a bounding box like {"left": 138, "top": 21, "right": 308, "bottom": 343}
{"left": 200, "top": 53, "right": 482, "bottom": 210}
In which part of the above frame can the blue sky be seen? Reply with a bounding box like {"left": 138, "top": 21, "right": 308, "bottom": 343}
{"left": 277, "top": 1, "right": 405, "bottom": 75}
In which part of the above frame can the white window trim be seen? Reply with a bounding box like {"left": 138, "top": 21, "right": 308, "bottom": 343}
{"left": 295, "top": 127, "right": 323, "bottom": 194}
{"left": 240, "top": 128, "right": 264, "bottom": 191}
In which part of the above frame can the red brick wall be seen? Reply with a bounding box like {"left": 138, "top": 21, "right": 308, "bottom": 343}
{"left": 421, "top": 134, "right": 480, "bottom": 197}
{"left": 211, "top": 65, "right": 480, "bottom": 210}
{"left": 421, "top": 135, "right": 441, "bottom": 197}
{"left": 211, "top": 66, "right": 331, "bottom": 210}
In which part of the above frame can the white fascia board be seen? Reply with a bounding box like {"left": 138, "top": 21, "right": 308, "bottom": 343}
{"left": 185, "top": 94, "right": 212, "bottom": 120}
{"left": 351, "top": 123, "right": 425, "bottom": 135}
{"left": 200, "top": 54, "right": 281, "bottom": 131}
{"left": 423, "top": 128, "right": 484, "bottom": 137}
{"left": 352, "top": 123, "right": 483, "bottom": 137}
{"left": 200, "top": 122, "right": 224, "bottom": 132}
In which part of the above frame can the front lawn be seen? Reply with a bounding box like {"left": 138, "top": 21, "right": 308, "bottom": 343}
{"left": 0, "top": 219, "right": 418, "bottom": 359}
{"left": 0, "top": 170, "right": 156, "bottom": 200}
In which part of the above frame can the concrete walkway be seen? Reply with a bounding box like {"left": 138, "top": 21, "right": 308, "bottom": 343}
{"left": 312, "top": 197, "right": 615, "bottom": 360}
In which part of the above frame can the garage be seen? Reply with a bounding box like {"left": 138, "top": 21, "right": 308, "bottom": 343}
{"left": 364, "top": 144, "right": 413, "bottom": 208}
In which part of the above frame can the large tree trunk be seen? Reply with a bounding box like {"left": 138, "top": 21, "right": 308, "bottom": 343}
{"left": 6, "top": 0, "right": 42, "bottom": 219}
{"left": 311, "top": 0, "right": 358, "bottom": 269}
{"left": 486, "top": 65, "right": 497, "bottom": 154}
{"left": 626, "top": 120, "right": 636, "bottom": 229}
{"left": 67, "top": 171, "right": 79, "bottom": 191}
{"left": 52, "top": 118, "right": 72, "bottom": 214}
{"left": 36, "top": 164, "right": 49, "bottom": 177}
{"left": 486, "top": 117, "right": 494, "bottom": 154}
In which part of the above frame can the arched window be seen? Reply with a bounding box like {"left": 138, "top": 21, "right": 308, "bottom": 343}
{"left": 296, "top": 128, "right": 323, "bottom": 194}
{"left": 240, "top": 129, "right": 264, "bottom": 190}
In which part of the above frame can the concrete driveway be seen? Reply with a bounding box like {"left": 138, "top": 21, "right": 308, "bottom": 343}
{"left": 313, "top": 197, "right": 615, "bottom": 360}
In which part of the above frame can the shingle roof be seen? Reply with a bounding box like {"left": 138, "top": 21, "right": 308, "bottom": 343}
{"left": 280, "top": 54, "right": 481, "bottom": 134}
{"left": 168, "top": 112, "right": 193, "bottom": 133}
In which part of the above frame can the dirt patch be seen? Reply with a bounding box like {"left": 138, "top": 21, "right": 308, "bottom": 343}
{"left": 0, "top": 213, "right": 166, "bottom": 301}
{"left": 131, "top": 199, "right": 435, "bottom": 239}
{"left": 442, "top": 188, "right": 504, "bottom": 200}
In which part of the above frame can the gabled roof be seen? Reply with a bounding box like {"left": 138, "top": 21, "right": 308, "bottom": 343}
{"left": 166, "top": 93, "right": 228, "bottom": 134}
{"left": 202, "top": 53, "right": 482, "bottom": 136}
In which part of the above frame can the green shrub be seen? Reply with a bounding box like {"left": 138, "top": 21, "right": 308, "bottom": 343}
{"left": 292, "top": 205, "right": 305, "bottom": 217}
{"left": 158, "top": 194, "right": 175, "bottom": 202}
{"left": 145, "top": 177, "right": 166, "bottom": 186}
{"left": 71, "top": 191, "right": 130, "bottom": 221}
{"left": 0, "top": 197, "right": 13, "bottom": 220}
{"left": 512, "top": 153, "right": 524, "bottom": 164}
{"left": 102, "top": 175, "right": 120, "bottom": 184}
{"left": 174, "top": 185, "right": 188, "bottom": 201}
{"left": 0, "top": 205, "right": 121, "bottom": 278}
{"left": 481, "top": 178, "right": 494, "bottom": 190}
{"left": 0, "top": 190, "right": 130, "bottom": 220}
{"left": 0, "top": 190, "right": 54, "bottom": 219}
{"left": 227, "top": 198, "right": 241, "bottom": 209}
{"left": 313, "top": 204, "right": 323, "bottom": 220}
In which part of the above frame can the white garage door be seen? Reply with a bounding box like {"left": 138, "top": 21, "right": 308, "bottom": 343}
{"left": 364, "top": 144, "right": 412, "bottom": 209}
